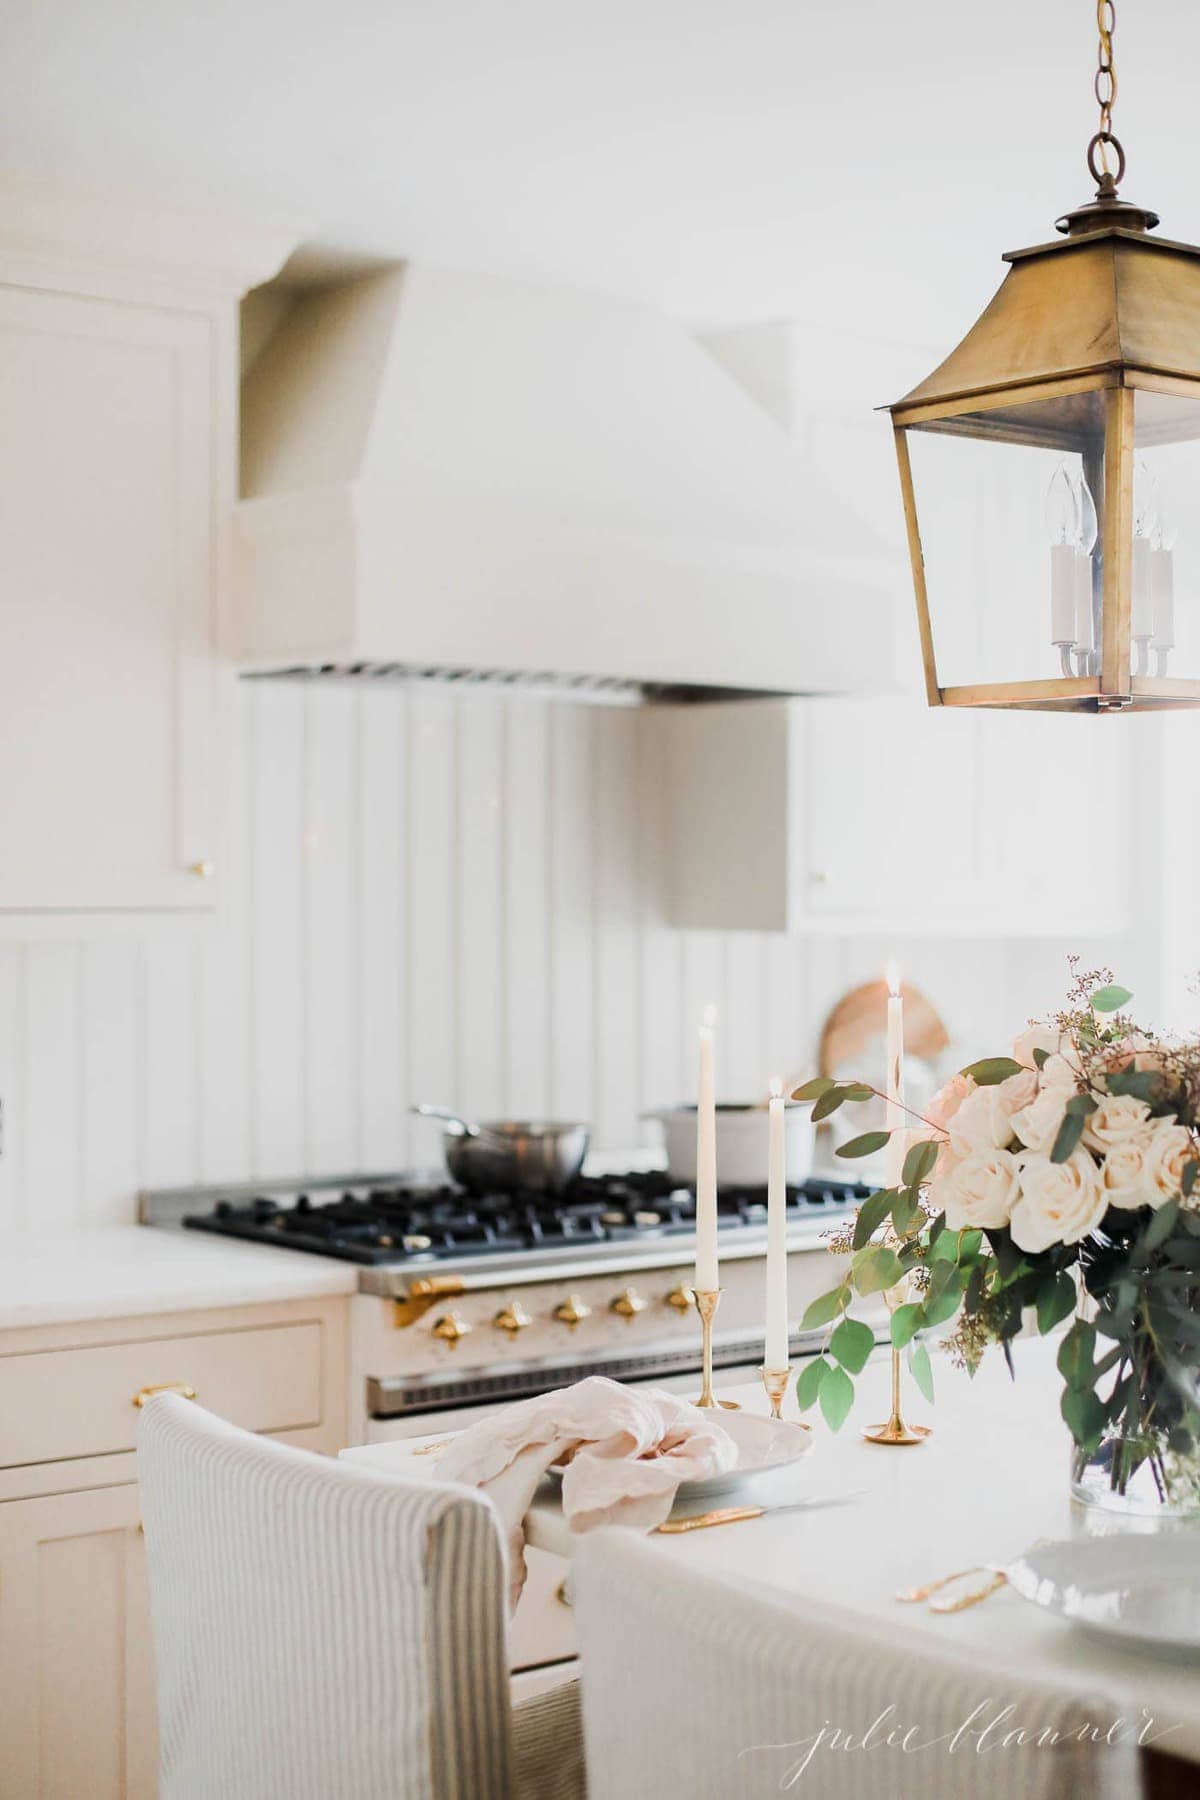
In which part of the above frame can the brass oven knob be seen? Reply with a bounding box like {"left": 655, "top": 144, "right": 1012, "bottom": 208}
{"left": 432, "top": 1311, "right": 472, "bottom": 1346}
{"left": 611, "top": 1286, "right": 647, "bottom": 1320}
{"left": 494, "top": 1301, "right": 533, "bottom": 1335}
{"left": 665, "top": 1285, "right": 694, "bottom": 1313}
{"left": 554, "top": 1293, "right": 592, "bottom": 1327}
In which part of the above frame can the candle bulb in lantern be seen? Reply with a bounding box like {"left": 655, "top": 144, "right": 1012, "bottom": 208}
{"left": 885, "top": 962, "right": 906, "bottom": 1190}
{"left": 1132, "top": 459, "right": 1158, "bottom": 651}
{"left": 1045, "top": 462, "right": 1078, "bottom": 659}
{"left": 764, "top": 1077, "right": 789, "bottom": 1371}
{"left": 1152, "top": 505, "right": 1177, "bottom": 673}
{"left": 1074, "top": 470, "right": 1098, "bottom": 667}
{"left": 695, "top": 1005, "right": 719, "bottom": 1292}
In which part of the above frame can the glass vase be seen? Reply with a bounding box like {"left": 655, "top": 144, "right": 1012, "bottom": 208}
{"left": 1071, "top": 1426, "right": 1200, "bottom": 1521}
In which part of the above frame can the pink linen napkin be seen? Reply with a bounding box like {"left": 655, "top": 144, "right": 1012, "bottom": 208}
{"left": 437, "top": 1376, "right": 737, "bottom": 1605}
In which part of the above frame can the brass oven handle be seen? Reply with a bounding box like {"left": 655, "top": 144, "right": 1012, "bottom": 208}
{"left": 493, "top": 1301, "right": 533, "bottom": 1335}
{"left": 132, "top": 1382, "right": 197, "bottom": 1408}
{"left": 611, "top": 1286, "right": 647, "bottom": 1319}
{"left": 432, "top": 1311, "right": 472, "bottom": 1346}
{"left": 665, "top": 1285, "right": 694, "bottom": 1312}
{"left": 554, "top": 1293, "right": 592, "bottom": 1327}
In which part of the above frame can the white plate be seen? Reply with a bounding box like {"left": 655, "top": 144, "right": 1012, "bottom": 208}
{"left": 1007, "top": 1536, "right": 1200, "bottom": 1657}
{"left": 552, "top": 1410, "right": 814, "bottom": 1502}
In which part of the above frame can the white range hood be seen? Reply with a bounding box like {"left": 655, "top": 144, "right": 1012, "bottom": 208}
{"left": 235, "top": 264, "right": 895, "bottom": 696}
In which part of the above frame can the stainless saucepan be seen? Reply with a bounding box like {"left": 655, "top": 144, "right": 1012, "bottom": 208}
{"left": 413, "top": 1105, "right": 590, "bottom": 1195}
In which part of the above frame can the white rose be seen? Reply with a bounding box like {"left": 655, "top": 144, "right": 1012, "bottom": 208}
{"left": 1143, "top": 1119, "right": 1197, "bottom": 1209}
{"left": 926, "top": 1072, "right": 974, "bottom": 1134}
{"left": 996, "top": 1068, "right": 1039, "bottom": 1119}
{"left": 1010, "top": 1150, "right": 1107, "bottom": 1252}
{"left": 932, "top": 1147, "right": 1021, "bottom": 1231}
{"left": 1041, "top": 1050, "right": 1084, "bottom": 1092}
{"left": 1102, "top": 1140, "right": 1154, "bottom": 1211}
{"left": 1009, "top": 1086, "right": 1070, "bottom": 1154}
{"left": 1081, "top": 1092, "right": 1153, "bottom": 1154}
{"left": 948, "top": 1086, "right": 1017, "bottom": 1158}
{"left": 1011, "top": 1026, "right": 1062, "bottom": 1070}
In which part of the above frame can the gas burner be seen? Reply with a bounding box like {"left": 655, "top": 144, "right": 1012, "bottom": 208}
{"left": 182, "top": 1169, "right": 873, "bottom": 1265}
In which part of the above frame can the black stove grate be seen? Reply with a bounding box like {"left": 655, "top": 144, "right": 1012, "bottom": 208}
{"left": 182, "top": 1169, "right": 872, "bottom": 1266}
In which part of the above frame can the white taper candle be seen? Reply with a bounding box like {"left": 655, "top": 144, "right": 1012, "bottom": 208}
{"left": 695, "top": 1006, "right": 719, "bottom": 1291}
{"left": 885, "top": 962, "right": 905, "bottom": 1190}
{"left": 765, "top": 1077, "right": 789, "bottom": 1369}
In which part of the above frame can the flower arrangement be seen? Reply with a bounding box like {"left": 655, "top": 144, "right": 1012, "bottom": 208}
{"left": 793, "top": 967, "right": 1200, "bottom": 1510}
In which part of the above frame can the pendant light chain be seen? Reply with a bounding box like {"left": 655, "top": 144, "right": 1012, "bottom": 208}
{"left": 1089, "top": 0, "right": 1125, "bottom": 190}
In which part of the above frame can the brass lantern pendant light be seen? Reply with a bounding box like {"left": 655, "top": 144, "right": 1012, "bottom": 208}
{"left": 891, "top": 2, "right": 1200, "bottom": 712}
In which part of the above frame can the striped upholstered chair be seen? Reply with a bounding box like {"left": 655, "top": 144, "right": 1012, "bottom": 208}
{"left": 574, "top": 1528, "right": 1142, "bottom": 1800}
{"left": 137, "top": 1395, "right": 584, "bottom": 1800}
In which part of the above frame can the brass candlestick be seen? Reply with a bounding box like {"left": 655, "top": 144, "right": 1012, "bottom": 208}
{"left": 692, "top": 1288, "right": 740, "bottom": 1409}
{"left": 862, "top": 1346, "right": 931, "bottom": 1447}
{"left": 759, "top": 1364, "right": 796, "bottom": 1423}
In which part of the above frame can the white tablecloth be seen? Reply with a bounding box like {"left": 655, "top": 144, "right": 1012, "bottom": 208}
{"left": 344, "top": 1337, "right": 1200, "bottom": 1765}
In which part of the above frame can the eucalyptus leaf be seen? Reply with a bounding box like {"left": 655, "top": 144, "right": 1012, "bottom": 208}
{"left": 800, "top": 1285, "right": 850, "bottom": 1331}
{"left": 959, "top": 1057, "right": 1024, "bottom": 1086}
{"left": 836, "top": 1130, "right": 891, "bottom": 1160}
{"left": 1091, "top": 984, "right": 1133, "bottom": 1014}
{"left": 892, "top": 1192, "right": 924, "bottom": 1238}
{"left": 920, "top": 1284, "right": 964, "bottom": 1329}
{"left": 890, "top": 1303, "right": 921, "bottom": 1349}
{"left": 1183, "top": 1161, "right": 1199, "bottom": 1199}
{"left": 811, "top": 1089, "right": 846, "bottom": 1124}
{"left": 1032, "top": 1048, "right": 1050, "bottom": 1070}
{"left": 1064, "top": 1093, "right": 1099, "bottom": 1117}
{"left": 1140, "top": 1199, "right": 1180, "bottom": 1254}
{"left": 1057, "top": 1318, "right": 1096, "bottom": 1389}
{"left": 791, "top": 1076, "right": 835, "bottom": 1102}
{"left": 958, "top": 1229, "right": 983, "bottom": 1262}
{"left": 851, "top": 1188, "right": 895, "bottom": 1251}
{"left": 1061, "top": 1386, "right": 1107, "bottom": 1451}
{"left": 1050, "top": 1111, "right": 1086, "bottom": 1164}
{"left": 1036, "top": 1270, "right": 1077, "bottom": 1335}
{"left": 1104, "top": 1069, "right": 1161, "bottom": 1103}
{"left": 830, "top": 1316, "right": 875, "bottom": 1376}
{"left": 795, "top": 1355, "right": 829, "bottom": 1411}
{"left": 901, "top": 1139, "right": 939, "bottom": 1188}
{"left": 819, "top": 1362, "right": 855, "bottom": 1432}
{"left": 841, "top": 1083, "right": 875, "bottom": 1103}
{"left": 854, "top": 1244, "right": 906, "bottom": 1296}
{"left": 908, "top": 1342, "right": 935, "bottom": 1404}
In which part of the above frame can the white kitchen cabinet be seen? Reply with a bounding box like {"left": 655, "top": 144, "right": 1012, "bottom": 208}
{"left": 0, "top": 174, "right": 294, "bottom": 916}
{"left": 0, "top": 1291, "right": 348, "bottom": 1798}
{"left": 0, "top": 1485, "right": 158, "bottom": 1800}
{"left": 661, "top": 694, "right": 1132, "bottom": 936}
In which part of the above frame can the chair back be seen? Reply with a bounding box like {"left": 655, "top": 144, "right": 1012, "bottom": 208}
{"left": 137, "top": 1395, "right": 514, "bottom": 1800}
{"left": 574, "top": 1528, "right": 1142, "bottom": 1800}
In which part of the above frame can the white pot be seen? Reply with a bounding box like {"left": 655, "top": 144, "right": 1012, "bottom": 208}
{"left": 648, "top": 1103, "right": 815, "bottom": 1188}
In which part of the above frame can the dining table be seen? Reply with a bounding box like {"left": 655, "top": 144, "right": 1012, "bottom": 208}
{"left": 344, "top": 1335, "right": 1200, "bottom": 1779}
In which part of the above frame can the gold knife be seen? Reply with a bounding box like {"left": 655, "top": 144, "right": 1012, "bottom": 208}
{"left": 656, "top": 1492, "right": 863, "bottom": 1533}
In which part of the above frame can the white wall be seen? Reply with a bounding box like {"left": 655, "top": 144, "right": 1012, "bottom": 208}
{"left": 0, "top": 679, "right": 1148, "bottom": 1231}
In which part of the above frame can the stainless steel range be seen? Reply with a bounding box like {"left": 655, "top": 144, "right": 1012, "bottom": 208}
{"left": 142, "top": 1168, "right": 864, "bottom": 1443}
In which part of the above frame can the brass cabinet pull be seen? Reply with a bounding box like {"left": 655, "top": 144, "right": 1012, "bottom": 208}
{"left": 665, "top": 1284, "right": 694, "bottom": 1312}
{"left": 554, "top": 1293, "right": 592, "bottom": 1327}
{"left": 611, "top": 1286, "right": 647, "bottom": 1319}
{"left": 132, "top": 1382, "right": 196, "bottom": 1408}
{"left": 432, "top": 1311, "right": 472, "bottom": 1346}
{"left": 189, "top": 860, "right": 215, "bottom": 879}
{"left": 394, "top": 1274, "right": 465, "bottom": 1329}
{"left": 493, "top": 1301, "right": 533, "bottom": 1335}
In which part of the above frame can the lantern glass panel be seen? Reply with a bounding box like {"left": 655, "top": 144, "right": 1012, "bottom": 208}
{"left": 1130, "top": 388, "right": 1200, "bottom": 684}
{"left": 905, "top": 390, "right": 1108, "bottom": 692}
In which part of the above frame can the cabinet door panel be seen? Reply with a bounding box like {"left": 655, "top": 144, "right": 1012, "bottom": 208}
{"left": 0, "top": 1485, "right": 157, "bottom": 1799}
{"left": 803, "top": 697, "right": 976, "bottom": 917}
{"left": 0, "top": 287, "right": 215, "bottom": 910}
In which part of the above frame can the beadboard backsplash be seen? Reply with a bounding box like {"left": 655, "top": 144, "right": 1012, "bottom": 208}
{"left": 0, "top": 681, "right": 1140, "bottom": 1231}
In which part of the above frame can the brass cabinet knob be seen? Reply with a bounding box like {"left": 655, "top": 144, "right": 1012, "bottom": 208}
{"left": 665, "top": 1284, "right": 694, "bottom": 1312}
{"left": 554, "top": 1293, "right": 592, "bottom": 1327}
{"left": 189, "top": 860, "right": 215, "bottom": 879}
{"left": 432, "top": 1311, "right": 472, "bottom": 1346}
{"left": 611, "top": 1286, "right": 647, "bottom": 1319}
{"left": 494, "top": 1301, "right": 533, "bottom": 1335}
{"left": 132, "top": 1382, "right": 197, "bottom": 1408}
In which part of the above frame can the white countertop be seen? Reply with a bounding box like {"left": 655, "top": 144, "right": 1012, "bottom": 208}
{"left": 0, "top": 1227, "right": 357, "bottom": 1330}
{"left": 346, "top": 1339, "right": 1200, "bottom": 1767}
